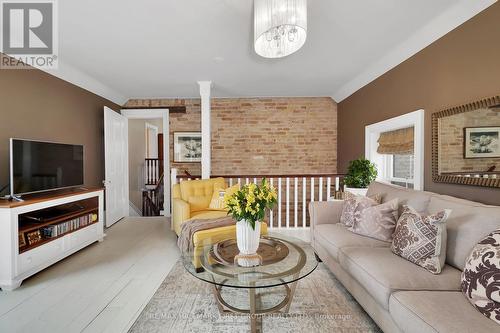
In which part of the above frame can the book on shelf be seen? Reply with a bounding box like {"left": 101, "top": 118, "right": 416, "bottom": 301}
{"left": 39, "top": 213, "right": 96, "bottom": 239}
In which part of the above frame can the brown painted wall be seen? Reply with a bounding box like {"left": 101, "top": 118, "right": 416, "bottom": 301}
{"left": 338, "top": 3, "right": 500, "bottom": 205}
{"left": 0, "top": 68, "right": 120, "bottom": 195}
{"left": 125, "top": 97, "right": 338, "bottom": 177}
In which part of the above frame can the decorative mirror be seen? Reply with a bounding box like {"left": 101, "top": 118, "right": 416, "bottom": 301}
{"left": 432, "top": 95, "right": 500, "bottom": 188}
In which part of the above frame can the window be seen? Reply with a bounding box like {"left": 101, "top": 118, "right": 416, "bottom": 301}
{"left": 365, "top": 110, "right": 424, "bottom": 190}
{"left": 386, "top": 154, "right": 414, "bottom": 189}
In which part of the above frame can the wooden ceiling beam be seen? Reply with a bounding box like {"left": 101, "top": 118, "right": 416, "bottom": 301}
{"left": 121, "top": 106, "right": 186, "bottom": 113}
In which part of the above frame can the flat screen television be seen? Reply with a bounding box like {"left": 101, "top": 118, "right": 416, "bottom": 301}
{"left": 10, "top": 139, "right": 84, "bottom": 196}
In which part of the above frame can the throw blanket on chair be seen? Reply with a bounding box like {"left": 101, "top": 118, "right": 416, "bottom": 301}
{"left": 177, "top": 216, "right": 236, "bottom": 253}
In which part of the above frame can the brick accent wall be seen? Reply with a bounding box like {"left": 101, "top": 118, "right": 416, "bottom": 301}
{"left": 124, "top": 97, "right": 338, "bottom": 177}
{"left": 439, "top": 107, "right": 500, "bottom": 173}
{"left": 211, "top": 97, "right": 337, "bottom": 175}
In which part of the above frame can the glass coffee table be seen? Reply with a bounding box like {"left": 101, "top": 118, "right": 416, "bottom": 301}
{"left": 181, "top": 233, "right": 318, "bottom": 333}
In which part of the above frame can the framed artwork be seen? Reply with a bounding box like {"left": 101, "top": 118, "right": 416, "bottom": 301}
{"left": 464, "top": 127, "right": 500, "bottom": 158}
{"left": 174, "top": 132, "right": 202, "bottom": 162}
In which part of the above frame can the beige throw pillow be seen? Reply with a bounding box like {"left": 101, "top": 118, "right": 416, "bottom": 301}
{"left": 391, "top": 206, "right": 451, "bottom": 274}
{"left": 349, "top": 199, "right": 399, "bottom": 242}
{"left": 339, "top": 192, "right": 381, "bottom": 227}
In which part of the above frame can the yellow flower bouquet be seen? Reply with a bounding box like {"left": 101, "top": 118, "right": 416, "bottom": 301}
{"left": 224, "top": 179, "right": 277, "bottom": 230}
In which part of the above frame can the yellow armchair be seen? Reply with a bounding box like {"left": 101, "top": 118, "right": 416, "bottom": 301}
{"left": 172, "top": 177, "right": 228, "bottom": 235}
{"left": 171, "top": 177, "right": 269, "bottom": 271}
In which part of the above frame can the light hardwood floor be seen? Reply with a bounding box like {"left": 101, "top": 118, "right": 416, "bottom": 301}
{"left": 0, "top": 217, "right": 310, "bottom": 333}
{"left": 0, "top": 217, "right": 179, "bottom": 333}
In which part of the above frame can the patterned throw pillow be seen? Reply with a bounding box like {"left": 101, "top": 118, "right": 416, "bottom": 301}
{"left": 349, "top": 199, "right": 399, "bottom": 242}
{"left": 391, "top": 206, "right": 451, "bottom": 274}
{"left": 340, "top": 192, "right": 381, "bottom": 227}
{"left": 461, "top": 230, "right": 500, "bottom": 325}
{"left": 209, "top": 184, "right": 239, "bottom": 210}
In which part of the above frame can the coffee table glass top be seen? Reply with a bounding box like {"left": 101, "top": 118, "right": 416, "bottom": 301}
{"left": 181, "top": 233, "right": 318, "bottom": 289}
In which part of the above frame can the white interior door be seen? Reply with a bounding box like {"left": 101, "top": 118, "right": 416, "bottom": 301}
{"left": 104, "top": 107, "right": 129, "bottom": 227}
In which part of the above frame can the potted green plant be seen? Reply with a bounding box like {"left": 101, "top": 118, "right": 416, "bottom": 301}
{"left": 224, "top": 179, "right": 277, "bottom": 267}
{"left": 343, "top": 158, "right": 378, "bottom": 196}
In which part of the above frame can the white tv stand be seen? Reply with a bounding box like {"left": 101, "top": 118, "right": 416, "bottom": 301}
{"left": 0, "top": 188, "right": 104, "bottom": 291}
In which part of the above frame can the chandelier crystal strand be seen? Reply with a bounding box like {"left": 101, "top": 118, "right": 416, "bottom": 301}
{"left": 254, "top": 0, "right": 307, "bottom": 58}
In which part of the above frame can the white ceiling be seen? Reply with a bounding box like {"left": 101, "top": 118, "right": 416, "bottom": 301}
{"left": 46, "top": 0, "right": 496, "bottom": 104}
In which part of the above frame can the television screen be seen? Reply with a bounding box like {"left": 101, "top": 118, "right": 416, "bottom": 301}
{"left": 10, "top": 139, "right": 84, "bottom": 196}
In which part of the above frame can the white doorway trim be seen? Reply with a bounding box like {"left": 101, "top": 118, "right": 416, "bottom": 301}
{"left": 365, "top": 110, "right": 425, "bottom": 190}
{"left": 145, "top": 122, "right": 159, "bottom": 158}
{"left": 121, "top": 109, "right": 170, "bottom": 216}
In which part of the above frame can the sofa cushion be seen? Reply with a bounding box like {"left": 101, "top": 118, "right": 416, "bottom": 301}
{"left": 391, "top": 206, "right": 450, "bottom": 274}
{"left": 462, "top": 229, "right": 500, "bottom": 325}
{"left": 350, "top": 198, "right": 399, "bottom": 242}
{"left": 314, "top": 224, "right": 389, "bottom": 261}
{"left": 340, "top": 192, "right": 381, "bottom": 227}
{"left": 367, "top": 181, "right": 432, "bottom": 217}
{"left": 338, "top": 247, "right": 461, "bottom": 310}
{"left": 389, "top": 291, "right": 500, "bottom": 333}
{"left": 428, "top": 195, "right": 500, "bottom": 270}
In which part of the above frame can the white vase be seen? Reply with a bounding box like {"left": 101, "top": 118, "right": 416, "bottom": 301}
{"left": 344, "top": 186, "right": 368, "bottom": 196}
{"left": 236, "top": 219, "right": 261, "bottom": 255}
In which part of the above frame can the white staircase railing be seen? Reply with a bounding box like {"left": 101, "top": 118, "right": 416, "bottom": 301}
{"left": 171, "top": 169, "right": 345, "bottom": 229}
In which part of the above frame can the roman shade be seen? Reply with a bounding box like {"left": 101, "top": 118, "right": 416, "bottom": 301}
{"left": 377, "top": 127, "right": 414, "bottom": 155}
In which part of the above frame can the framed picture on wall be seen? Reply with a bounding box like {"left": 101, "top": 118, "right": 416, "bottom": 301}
{"left": 174, "top": 132, "right": 202, "bottom": 162}
{"left": 464, "top": 127, "right": 500, "bottom": 158}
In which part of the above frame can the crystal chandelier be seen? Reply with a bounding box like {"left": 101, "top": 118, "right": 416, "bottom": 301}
{"left": 254, "top": 0, "right": 307, "bottom": 59}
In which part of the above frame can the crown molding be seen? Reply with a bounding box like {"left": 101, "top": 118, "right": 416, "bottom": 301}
{"left": 41, "top": 61, "right": 128, "bottom": 105}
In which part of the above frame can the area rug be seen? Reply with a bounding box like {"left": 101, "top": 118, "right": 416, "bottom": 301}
{"left": 129, "top": 260, "right": 381, "bottom": 333}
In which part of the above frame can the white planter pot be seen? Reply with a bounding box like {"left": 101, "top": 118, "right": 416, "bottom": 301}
{"left": 344, "top": 187, "right": 368, "bottom": 196}
{"left": 236, "top": 219, "right": 261, "bottom": 255}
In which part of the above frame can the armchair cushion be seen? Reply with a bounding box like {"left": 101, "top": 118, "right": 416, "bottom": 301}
{"left": 190, "top": 210, "right": 228, "bottom": 220}
{"left": 209, "top": 183, "right": 240, "bottom": 210}
{"left": 180, "top": 178, "right": 225, "bottom": 201}
{"left": 187, "top": 195, "right": 212, "bottom": 212}
{"left": 179, "top": 177, "right": 226, "bottom": 212}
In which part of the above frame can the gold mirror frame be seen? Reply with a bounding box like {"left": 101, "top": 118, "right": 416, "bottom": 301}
{"left": 432, "top": 95, "right": 500, "bottom": 188}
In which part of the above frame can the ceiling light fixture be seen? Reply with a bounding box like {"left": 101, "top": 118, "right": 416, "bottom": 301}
{"left": 254, "top": 0, "right": 307, "bottom": 59}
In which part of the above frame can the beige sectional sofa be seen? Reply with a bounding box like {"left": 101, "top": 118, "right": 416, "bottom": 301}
{"left": 309, "top": 181, "right": 500, "bottom": 333}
